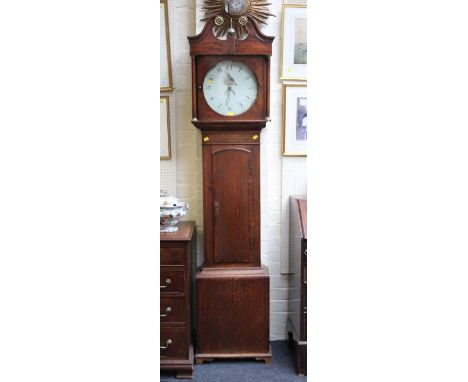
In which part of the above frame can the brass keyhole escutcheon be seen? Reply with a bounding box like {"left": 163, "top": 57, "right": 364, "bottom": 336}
{"left": 252, "top": 134, "right": 258, "bottom": 141}
{"left": 203, "top": 136, "right": 210, "bottom": 142}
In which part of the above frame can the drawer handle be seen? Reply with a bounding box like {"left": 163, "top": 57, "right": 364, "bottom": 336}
{"left": 160, "top": 339, "right": 173, "bottom": 349}
{"left": 304, "top": 249, "right": 307, "bottom": 256}
{"left": 160, "top": 278, "right": 172, "bottom": 289}
{"left": 160, "top": 306, "right": 172, "bottom": 317}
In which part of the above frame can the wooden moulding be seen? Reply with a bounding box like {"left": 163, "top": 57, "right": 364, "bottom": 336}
{"left": 199, "top": 130, "right": 262, "bottom": 145}
{"left": 192, "top": 120, "right": 268, "bottom": 131}
{"left": 188, "top": 17, "right": 274, "bottom": 57}
{"left": 195, "top": 345, "right": 272, "bottom": 365}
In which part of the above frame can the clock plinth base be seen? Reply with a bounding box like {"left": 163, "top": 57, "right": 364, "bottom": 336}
{"left": 195, "top": 266, "right": 271, "bottom": 360}
{"left": 195, "top": 345, "right": 272, "bottom": 365}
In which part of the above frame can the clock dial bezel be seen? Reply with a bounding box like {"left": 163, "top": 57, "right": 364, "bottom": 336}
{"left": 202, "top": 59, "right": 259, "bottom": 117}
{"left": 195, "top": 55, "right": 268, "bottom": 123}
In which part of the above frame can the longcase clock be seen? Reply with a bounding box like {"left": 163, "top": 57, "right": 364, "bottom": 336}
{"left": 188, "top": 0, "right": 274, "bottom": 364}
{"left": 189, "top": 0, "right": 273, "bottom": 363}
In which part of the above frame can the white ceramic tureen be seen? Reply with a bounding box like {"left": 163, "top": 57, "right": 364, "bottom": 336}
{"left": 160, "top": 190, "right": 190, "bottom": 232}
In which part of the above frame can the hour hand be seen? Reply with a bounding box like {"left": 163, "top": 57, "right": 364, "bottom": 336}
{"left": 224, "top": 73, "right": 237, "bottom": 86}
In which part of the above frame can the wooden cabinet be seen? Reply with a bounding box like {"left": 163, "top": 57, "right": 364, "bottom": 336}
{"left": 160, "top": 221, "right": 196, "bottom": 379}
{"left": 287, "top": 196, "right": 307, "bottom": 376}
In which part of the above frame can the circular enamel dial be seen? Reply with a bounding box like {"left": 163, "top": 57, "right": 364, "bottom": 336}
{"left": 202, "top": 60, "right": 258, "bottom": 117}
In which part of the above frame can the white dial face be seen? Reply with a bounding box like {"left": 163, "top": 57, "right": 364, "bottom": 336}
{"left": 203, "top": 60, "right": 258, "bottom": 117}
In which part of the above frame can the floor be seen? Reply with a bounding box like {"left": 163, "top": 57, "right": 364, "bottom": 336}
{"left": 160, "top": 341, "right": 307, "bottom": 382}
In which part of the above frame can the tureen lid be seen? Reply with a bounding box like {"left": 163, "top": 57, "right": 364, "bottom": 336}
{"left": 160, "top": 190, "right": 187, "bottom": 208}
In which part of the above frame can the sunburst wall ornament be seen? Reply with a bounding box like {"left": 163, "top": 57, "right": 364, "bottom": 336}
{"left": 202, "top": 0, "right": 274, "bottom": 39}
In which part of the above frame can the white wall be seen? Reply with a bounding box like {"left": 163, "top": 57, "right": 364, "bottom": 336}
{"left": 161, "top": 0, "right": 307, "bottom": 340}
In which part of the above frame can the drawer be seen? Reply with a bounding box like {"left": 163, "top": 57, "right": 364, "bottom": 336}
{"left": 160, "top": 326, "right": 188, "bottom": 359}
{"left": 160, "top": 246, "right": 186, "bottom": 266}
{"left": 160, "top": 268, "right": 185, "bottom": 294}
{"left": 160, "top": 296, "right": 186, "bottom": 324}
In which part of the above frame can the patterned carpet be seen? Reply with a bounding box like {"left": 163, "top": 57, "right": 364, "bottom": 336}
{"left": 160, "top": 340, "right": 307, "bottom": 382}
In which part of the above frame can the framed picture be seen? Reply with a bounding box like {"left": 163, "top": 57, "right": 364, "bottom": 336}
{"left": 160, "top": 0, "right": 173, "bottom": 92}
{"left": 280, "top": 4, "right": 307, "bottom": 81}
{"left": 160, "top": 96, "right": 171, "bottom": 159}
{"left": 282, "top": 84, "right": 307, "bottom": 156}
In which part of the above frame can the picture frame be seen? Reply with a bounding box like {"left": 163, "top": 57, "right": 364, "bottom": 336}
{"left": 280, "top": 4, "right": 307, "bottom": 81}
{"left": 160, "top": 0, "right": 173, "bottom": 92}
{"left": 282, "top": 84, "right": 307, "bottom": 156}
{"left": 160, "top": 96, "right": 171, "bottom": 159}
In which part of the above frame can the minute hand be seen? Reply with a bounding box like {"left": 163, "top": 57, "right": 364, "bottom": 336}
{"left": 226, "top": 86, "right": 236, "bottom": 102}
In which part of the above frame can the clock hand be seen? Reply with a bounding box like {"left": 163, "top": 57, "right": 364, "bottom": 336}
{"left": 224, "top": 73, "right": 237, "bottom": 86}
{"left": 227, "top": 73, "right": 237, "bottom": 86}
{"left": 225, "top": 86, "right": 236, "bottom": 98}
{"left": 226, "top": 86, "right": 231, "bottom": 105}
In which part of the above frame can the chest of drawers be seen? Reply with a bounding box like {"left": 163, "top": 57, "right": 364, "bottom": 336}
{"left": 160, "top": 221, "right": 196, "bottom": 379}
{"left": 287, "top": 197, "right": 307, "bottom": 376}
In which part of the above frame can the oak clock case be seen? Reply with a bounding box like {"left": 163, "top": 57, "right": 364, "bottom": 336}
{"left": 188, "top": 10, "right": 274, "bottom": 364}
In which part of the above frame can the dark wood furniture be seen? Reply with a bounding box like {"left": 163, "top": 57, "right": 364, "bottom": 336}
{"left": 188, "top": 16, "right": 274, "bottom": 364}
{"left": 287, "top": 196, "right": 307, "bottom": 376}
{"left": 160, "top": 221, "right": 196, "bottom": 379}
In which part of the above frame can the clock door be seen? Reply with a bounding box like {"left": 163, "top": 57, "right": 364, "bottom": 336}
{"left": 211, "top": 147, "right": 255, "bottom": 264}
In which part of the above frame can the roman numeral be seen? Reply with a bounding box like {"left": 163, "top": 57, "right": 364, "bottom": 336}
{"left": 217, "top": 67, "right": 222, "bottom": 73}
